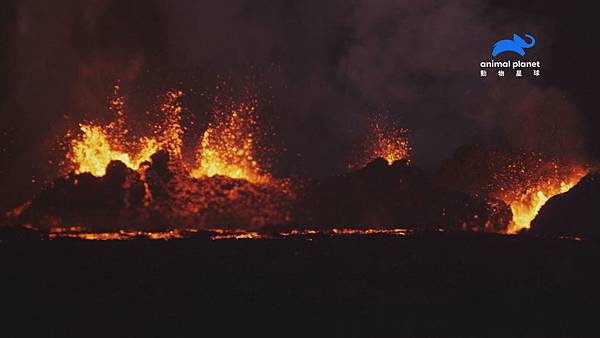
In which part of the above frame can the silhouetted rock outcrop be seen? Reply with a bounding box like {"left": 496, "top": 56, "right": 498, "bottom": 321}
{"left": 531, "top": 172, "right": 600, "bottom": 237}
{"left": 8, "top": 149, "right": 294, "bottom": 231}
{"left": 0, "top": 225, "right": 43, "bottom": 241}
{"left": 6, "top": 153, "right": 512, "bottom": 232}
{"left": 296, "top": 158, "right": 511, "bottom": 231}
{"left": 15, "top": 159, "right": 144, "bottom": 229}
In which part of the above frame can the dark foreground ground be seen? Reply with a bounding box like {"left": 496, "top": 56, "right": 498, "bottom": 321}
{"left": 2, "top": 232, "right": 600, "bottom": 337}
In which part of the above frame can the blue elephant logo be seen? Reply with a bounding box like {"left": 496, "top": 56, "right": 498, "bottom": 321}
{"left": 491, "top": 34, "right": 536, "bottom": 57}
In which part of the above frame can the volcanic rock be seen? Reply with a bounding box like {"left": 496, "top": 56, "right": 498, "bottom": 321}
{"left": 0, "top": 225, "right": 43, "bottom": 242}
{"left": 6, "top": 152, "right": 512, "bottom": 233}
{"left": 14, "top": 160, "right": 144, "bottom": 230}
{"left": 296, "top": 158, "right": 511, "bottom": 231}
{"left": 8, "top": 150, "right": 294, "bottom": 231}
{"left": 531, "top": 172, "right": 600, "bottom": 237}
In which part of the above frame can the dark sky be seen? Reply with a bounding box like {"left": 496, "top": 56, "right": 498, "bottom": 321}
{"left": 0, "top": 0, "right": 598, "bottom": 211}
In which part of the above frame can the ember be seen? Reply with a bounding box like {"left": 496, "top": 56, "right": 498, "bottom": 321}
{"left": 190, "top": 99, "right": 267, "bottom": 183}
{"left": 3, "top": 85, "right": 592, "bottom": 237}
{"left": 497, "top": 164, "right": 587, "bottom": 233}
{"left": 437, "top": 146, "right": 588, "bottom": 234}
{"left": 67, "top": 84, "right": 269, "bottom": 185}
{"left": 352, "top": 112, "right": 411, "bottom": 169}
{"left": 0, "top": 83, "right": 295, "bottom": 231}
{"left": 68, "top": 124, "right": 159, "bottom": 176}
{"left": 67, "top": 85, "right": 178, "bottom": 176}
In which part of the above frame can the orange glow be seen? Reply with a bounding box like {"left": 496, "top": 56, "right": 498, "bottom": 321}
{"left": 490, "top": 159, "right": 587, "bottom": 234}
{"left": 59, "top": 84, "right": 295, "bottom": 230}
{"left": 372, "top": 117, "right": 411, "bottom": 165}
{"left": 65, "top": 84, "right": 270, "bottom": 184}
{"left": 330, "top": 228, "right": 409, "bottom": 236}
{"left": 66, "top": 85, "right": 180, "bottom": 176}
{"left": 48, "top": 228, "right": 185, "bottom": 240}
{"left": 5, "top": 201, "right": 31, "bottom": 218}
{"left": 504, "top": 174, "right": 585, "bottom": 234}
{"left": 68, "top": 124, "right": 159, "bottom": 176}
{"left": 209, "top": 230, "right": 267, "bottom": 240}
{"left": 190, "top": 100, "right": 267, "bottom": 183}
{"left": 155, "top": 90, "right": 185, "bottom": 160}
{"left": 46, "top": 227, "right": 413, "bottom": 241}
{"left": 354, "top": 112, "right": 411, "bottom": 168}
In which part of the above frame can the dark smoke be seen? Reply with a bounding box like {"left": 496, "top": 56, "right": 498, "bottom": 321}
{"left": 467, "top": 81, "right": 585, "bottom": 156}
{"left": 0, "top": 0, "right": 592, "bottom": 213}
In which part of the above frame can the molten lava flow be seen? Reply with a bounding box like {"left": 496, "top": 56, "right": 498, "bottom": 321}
{"left": 68, "top": 124, "right": 159, "bottom": 176}
{"left": 67, "top": 86, "right": 183, "bottom": 176}
{"left": 45, "top": 226, "right": 413, "bottom": 241}
{"left": 490, "top": 157, "right": 588, "bottom": 234}
{"left": 190, "top": 100, "right": 268, "bottom": 183}
{"left": 48, "top": 227, "right": 186, "bottom": 240}
{"left": 504, "top": 173, "right": 586, "bottom": 234}
{"left": 353, "top": 112, "right": 411, "bottom": 168}
{"left": 66, "top": 83, "right": 271, "bottom": 186}
{"left": 437, "top": 146, "right": 589, "bottom": 234}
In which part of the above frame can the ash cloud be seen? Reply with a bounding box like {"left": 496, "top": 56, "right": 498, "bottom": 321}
{"left": 0, "top": 0, "right": 590, "bottom": 212}
{"left": 467, "top": 81, "right": 585, "bottom": 157}
{"left": 339, "top": 0, "right": 495, "bottom": 103}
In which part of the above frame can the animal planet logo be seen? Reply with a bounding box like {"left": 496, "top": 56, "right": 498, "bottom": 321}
{"left": 492, "top": 34, "right": 536, "bottom": 57}
{"left": 480, "top": 33, "right": 541, "bottom": 78}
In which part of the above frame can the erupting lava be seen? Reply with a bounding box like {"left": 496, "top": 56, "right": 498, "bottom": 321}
{"left": 13, "top": 84, "right": 589, "bottom": 237}
{"left": 490, "top": 156, "right": 588, "bottom": 234}
{"left": 437, "top": 146, "right": 589, "bottom": 234}
{"left": 68, "top": 125, "right": 160, "bottom": 176}
{"left": 371, "top": 113, "right": 410, "bottom": 165}
{"left": 190, "top": 99, "right": 267, "bottom": 183}
{"left": 353, "top": 112, "right": 411, "bottom": 168}
{"left": 67, "top": 85, "right": 183, "bottom": 176}
{"left": 502, "top": 173, "right": 586, "bottom": 234}
{"left": 54, "top": 83, "right": 292, "bottom": 230}
{"left": 66, "top": 84, "right": 268, "bottom": 183}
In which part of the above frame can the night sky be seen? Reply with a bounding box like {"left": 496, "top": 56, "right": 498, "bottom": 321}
{"left": 0, "top": 0, "right": 598, "bottom": 212}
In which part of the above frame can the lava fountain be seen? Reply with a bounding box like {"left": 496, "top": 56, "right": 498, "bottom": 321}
{"left": 67, "top": 85, "right": 183, "bottom": 176}
{"left": 437, "top": 146, "right": 589, "bottom": 234}
{"left": 53, "top": 82, "right": 294, "bottom": 230}
{"left": 190, "top": 98, "right": 268, "bottom": 183}
{"left": 489, "top": 155, "right": 588, "bottom": 234}
{"left": 65, "top": 84, "right": 269, "bottom": 184}
{"left": 352, "top": 112, "right": 411, "bottom": 169}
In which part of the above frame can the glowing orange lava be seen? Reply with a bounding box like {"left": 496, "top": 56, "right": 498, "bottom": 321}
{"left": 372, "top": 118, "right": 411, "bottom": 165}
{"left": 490, "top": 159, "right": 588, "bottom": 234}
{"left": 155, "top": 90, "right": 185, "bottom": 160}
{"left": 67, "top": 85, "right": 183, "bottom": 176}
{"left": 504, "top": 173, "right": 586, "bottom": 233}
{"left": 66, "top": 84, "right": 269, "bottom": 184}
{"left": 190, "top": 99, "right": 267, "bottom": 183}
{"left": 68, "top": 124, "right": 160, "bottom": 176}
{"left": 46, "top": 227, "right": 413, "bottom": 241}
{"left": 48, "top": 227, "right": 186, "bottom": 240}
{"left": 354, "top": 112, "right": 411, "bottom": 168}
{"left": 373, "top": 124, "right": 410, "bottom": 165}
